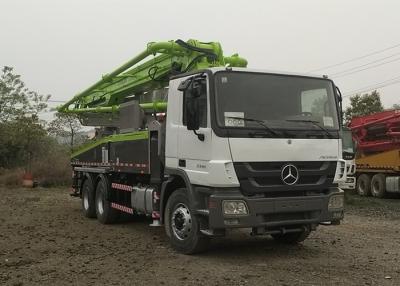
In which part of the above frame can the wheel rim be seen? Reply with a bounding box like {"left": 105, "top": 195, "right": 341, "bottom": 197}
{"left": 372, "top": 180, "right": 380, "bottom": 195}
{"left": 359, "top": 180, "right": 366, "bottom": 194}
{"left": 97, "top": 191, "right": 104, "bottom": 215}
{"left": 171, "top": 203, "right": 192, "bottom": 241}
{"left": 83, "top": 190, "right": 89, "bottom": 210}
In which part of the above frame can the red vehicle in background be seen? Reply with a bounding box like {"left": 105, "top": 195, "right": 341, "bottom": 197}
{"left": 349, "top": 109, "right": 400, "bottom": 197}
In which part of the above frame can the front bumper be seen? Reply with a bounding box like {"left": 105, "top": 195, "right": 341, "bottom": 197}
{"left": 206, "top": 187, "right": 344, "bottom": 229}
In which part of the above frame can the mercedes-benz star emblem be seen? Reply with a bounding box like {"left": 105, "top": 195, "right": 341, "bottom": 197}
{"left": 281, "top": 164, "right": 299, "bottom": 185}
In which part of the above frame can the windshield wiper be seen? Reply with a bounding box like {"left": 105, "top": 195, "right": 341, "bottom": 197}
{"left": 226, "top": 116, "right": 279, "bottom": 136}
{"left": 285, "top": 119, "right": 333, "bottom": 138}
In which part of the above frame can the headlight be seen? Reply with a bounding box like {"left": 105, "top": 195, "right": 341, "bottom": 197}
{"left": 223, "top": 200, "right": 248, "bottom": 216}
{"left": 328, "top": 195, "right": 344, "bottom": 210}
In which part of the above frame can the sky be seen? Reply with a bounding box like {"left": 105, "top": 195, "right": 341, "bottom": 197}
{"left": 1, "top": 0, "right": 399, "bottom": 121}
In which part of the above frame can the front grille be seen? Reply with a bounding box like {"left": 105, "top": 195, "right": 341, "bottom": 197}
{"left": 234, "top": 161, "right": 337, "bottom": 196}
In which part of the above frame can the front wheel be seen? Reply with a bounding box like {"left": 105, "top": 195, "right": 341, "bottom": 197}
{"left": 165, "top": 188, "right": 209, "bottom": 254}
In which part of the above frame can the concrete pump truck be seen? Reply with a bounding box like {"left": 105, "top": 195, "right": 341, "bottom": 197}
{"left": 350, "top": 110, "right": 400, "bottom": 197}
{"left": 59, "top": 39, "right": 346, "bottom": 254}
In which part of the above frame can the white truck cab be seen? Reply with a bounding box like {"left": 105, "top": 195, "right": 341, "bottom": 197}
{"left": 162, "top": 67, "right": 345, "bottom": 249}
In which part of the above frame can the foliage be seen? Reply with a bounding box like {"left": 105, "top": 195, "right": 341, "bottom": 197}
{"left": 0, "top": 117, "right": 47, "bottom": 168}
{"left": 0, "top": 168, "right": 25, "bottom": 186}
{"left": 0, "top": 66, "right": 52, "bottom": 169}
{"left": 344, "top": 90, "right": 384, "bottom": 124}
{"left": 48, "top": 112, "right": 85, "bottom": 152}
{"left": 0, "top": 66, "right": 28, "bottom": 122}
{"left": 0, "top": 66, "right": 84, "bottom": 186}
{"left": 0, "top": 138, "right": 72, "bottom": 187}
{"left": 392, "top": 103, "right": 400, "bottom": 110}
{"left": 0, "top": 66, "right": 49, "bottom": 123}
{"left": 30, "top": 137, "right": 71, "bottom": 187}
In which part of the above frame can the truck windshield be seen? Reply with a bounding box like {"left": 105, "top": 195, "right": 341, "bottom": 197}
{"left": 214, "top": 71, "right": 339, "bottom": 132}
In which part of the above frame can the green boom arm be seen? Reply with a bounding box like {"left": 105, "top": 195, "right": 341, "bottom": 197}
{"left": 58, "top": 39, "right": 247, "bottom": 115}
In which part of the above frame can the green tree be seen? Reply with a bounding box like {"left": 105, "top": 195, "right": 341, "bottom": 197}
{"left": 392, "top": 103, "right": 400, "bottom": 110}
{"left": 344, "top": 90, "right": 384, "bottom": 124}
{"left": 0, "top": 116, "right": 48, "bottom": 168}
{"left": 0, "top": 66, "right": 29, "bottom": 122}
{"left": 0, "top": 66, "right": 49, "bottom": 123}
{"left": 0, "top": 66, "right": 50, "bottom": 168}
{"left": 48, "top": 112, "right": 85, "bottom": 152}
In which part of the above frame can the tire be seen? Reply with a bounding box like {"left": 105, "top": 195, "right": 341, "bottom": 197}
{"left": 371, "top": 174, "right": 386, "bottom": 198}
{"left": 95, "top": 175, "right": 118, "bottom": 224}
{"left": 356, "top": 174, "right": 371, "bottom": 196}
{"left": 81, "top": 177, "right": 96, "bottom": 218}
{"left": 165, "top": 188, "right": 209, "bottom": 254}
{"left": 271, "top": 227, "right": 311, "bottom": 244}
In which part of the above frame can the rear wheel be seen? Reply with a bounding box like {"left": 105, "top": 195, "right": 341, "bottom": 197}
{"left": 271, "top": 227, "right": 311, "bottom": 244}
{"left": 81, "top": 177, "right": 96, "bottom": 218}
{"left": 371, "top": 174, "right": 386, "bottom": 198}
{"left": 95, "top": 176, "right": 118, "bottom": 224}
{"left": 356, "top": 174, "right": 371, "bottom": 196}
{"left": 165, "top": 188, "right": 209, "bottom": 254}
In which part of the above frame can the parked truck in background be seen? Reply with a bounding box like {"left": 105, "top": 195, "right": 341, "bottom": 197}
{"left": 59, "top": 39, "right": 346, "bottom": 254}
{"left": 339, "top": 128, "right": 356, "bottom": 190}
{"left": 350, "top": 110, "right": 400, "bottom": 197}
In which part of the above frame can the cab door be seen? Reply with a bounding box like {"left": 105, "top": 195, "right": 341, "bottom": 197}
{"left": 176, "top": 74, "right": 212, "bottom": 182}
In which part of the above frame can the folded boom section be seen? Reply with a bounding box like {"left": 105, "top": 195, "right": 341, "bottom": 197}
{"left": 349, "top": 110, "right": 400, "bottom": 153}
{"left": 58, "top": 39, "right": 247, "bottom": 120}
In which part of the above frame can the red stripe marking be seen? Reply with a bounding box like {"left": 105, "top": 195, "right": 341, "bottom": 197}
{"left": 111, "top": 183, "right": 133, "bottom": 192}
{"left": 75, "top": 161, "right": 147, "bottom": 168}
{"left": 111, "top": 202, "right": 134, "bottom": 214}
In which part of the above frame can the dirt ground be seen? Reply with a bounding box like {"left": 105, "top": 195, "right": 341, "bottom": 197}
{"left": 0, "top": 187, "right": 399, "bottom": 286}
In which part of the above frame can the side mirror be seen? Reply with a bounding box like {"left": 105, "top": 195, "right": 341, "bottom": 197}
{"left": 186, "top": 78, "right": 206, "bottom": 131}
{"left": 335, "top": 86, "right": 344, "bottom": 124}
{"left": 342, "top": 129, "right": 355, "bottom": 159}
{"left": 180, "top": 76, "right": 206, "bottom": 141}
{"left": 186, "top": 93, "right": 200, "bottom": 131}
